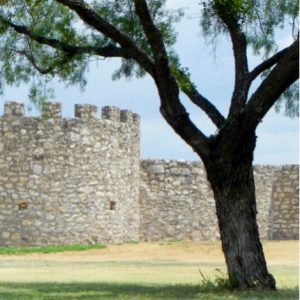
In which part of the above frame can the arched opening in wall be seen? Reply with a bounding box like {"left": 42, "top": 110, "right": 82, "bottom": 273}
{"left": 109, "top": 201, "right": 116, "bottom": 211}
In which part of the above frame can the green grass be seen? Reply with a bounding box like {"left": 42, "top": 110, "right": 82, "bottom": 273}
{"left": 0, "top": 282, "right": 297, "bottom": 300}
{"left": 0, "top": 259, "right": 297, "bottom": 299}
{"left": 0, "top": 243, "right": 106, "bottom": 255}
{"left": 0, "top": 241, "right": 297, "bottom": 299}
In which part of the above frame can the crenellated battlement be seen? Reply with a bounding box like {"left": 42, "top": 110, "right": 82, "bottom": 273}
{"left": 4, "top": 101, "right": 25, "bottom": 116}
{"left": 2, "top": 101, "right": 140, "bottom": 126}
{"left": 75, "top": 104, "right": 97, "bottom": 118}
{"left": 42, "top": 102, "right": 62, "bottom": 119}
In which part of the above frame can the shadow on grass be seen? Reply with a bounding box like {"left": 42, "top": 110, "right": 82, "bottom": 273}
{"left": 0, "top": 282, "right": 298, "bottom": 300}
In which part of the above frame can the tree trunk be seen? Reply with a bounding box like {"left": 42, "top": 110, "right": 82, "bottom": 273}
{"left": 204, "top": 134, "right": 276, "bottom": 290}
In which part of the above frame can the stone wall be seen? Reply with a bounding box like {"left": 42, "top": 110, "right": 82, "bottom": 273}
{"left": 139, "top": 160, "right": 299, "bottom": 241}
{"left": 139, "top": 160, "right": 219, "bottom": 241}
{"left": 0, "top": 101, "right": 298, "bottom": 246}
{"left": 268, "top": 165, "right": 299, "bottom": 239}
{"left": 253, "top": 165, "right": 278, "bottom": 239}
{"left": 0, "top": 102, "right": 140, "bottom": 246}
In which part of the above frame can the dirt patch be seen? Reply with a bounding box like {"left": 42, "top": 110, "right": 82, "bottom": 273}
{"left": 0, "top": 241, "right": 298, "bottom": 266}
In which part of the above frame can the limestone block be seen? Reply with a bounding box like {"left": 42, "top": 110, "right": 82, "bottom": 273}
{"left": 2, "top": 232, "right": 10, "bottom": 239}
{"left": 11, "top": 233, "right": 21, "bottom": 240}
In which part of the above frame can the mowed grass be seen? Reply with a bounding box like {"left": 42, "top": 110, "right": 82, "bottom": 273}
{"left": 0, "top": 241, "right": 298, "bottom": 299}
{"left": 0, "top": 243, "right": 106, "bottom": 255}
{"left": 0, "top": 282, "right": 297, "bottom": 300}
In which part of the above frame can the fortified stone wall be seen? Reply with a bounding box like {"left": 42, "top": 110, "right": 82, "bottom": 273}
{"left": 253, "top": 165, "right": 278, "bottom": 239}
{"left": 139, "top": 160, "right": 299, "bottom": 241}
{"left": 268, "top": 165, "right": 299, "bottom": 239}
{"left": 0, "top": 102, "right": 140, "bottom": 247}
{"left": 139, "top": 160, "right": 218, "bottom": 241}
{"left": 0, "top": 101, "right": 298, "bottom": 247}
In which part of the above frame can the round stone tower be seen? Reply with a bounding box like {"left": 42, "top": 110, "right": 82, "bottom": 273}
{"left": 0, "top": 101, "right": 140, "bottom": 246}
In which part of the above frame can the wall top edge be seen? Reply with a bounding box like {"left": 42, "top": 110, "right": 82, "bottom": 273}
{"left": 2, "top": 101, "right": 140, "bottom": 125}
{"left": 141, "top": 159, "right": 299, "bottom": 168}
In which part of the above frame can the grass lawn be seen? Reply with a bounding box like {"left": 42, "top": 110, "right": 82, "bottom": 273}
{"left": 0, "top": 241, "right": 298, "bottom": 299}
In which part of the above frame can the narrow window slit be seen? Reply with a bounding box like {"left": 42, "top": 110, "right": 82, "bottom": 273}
{"left": 109, "top": 201, "right": 116, "bottom": 211}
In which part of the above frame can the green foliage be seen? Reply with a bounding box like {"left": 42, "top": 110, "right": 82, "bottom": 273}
{"left": 0, "top": 0, "right": 183, "bottom": 105}
{"left": 0, "top": 243, "right": 106, "bottom": 255}
{"left": 0, "top": 0, "right": 89, "bottom": 105}
{"left": 200, "top": 0, "right": 298, "bottom": 55}
{"left": 28, "top": 79, "right": 54, "bottom": 111}
{"left": 275, "top": 81, "right": 299, "bottom": 118}
{"left": 245, "top": 0, "right": 298, "bottom": 56}
{"left": 0, "top": 1, "right": 297, "bottom": 117}
{"left": 91, "top": 0, "right": 184, "bottom": 80}
{"left": 170, "top": 63, "right": 194, "bottom": 92}
{"left": 200, "top": 0, "right": 299, "bottom": 117}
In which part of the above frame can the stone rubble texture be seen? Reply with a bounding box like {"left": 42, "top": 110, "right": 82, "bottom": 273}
{"left": 0, "top": 102, "right": 298, "bottom": 247}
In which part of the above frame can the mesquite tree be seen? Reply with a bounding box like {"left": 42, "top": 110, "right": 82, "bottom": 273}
{"left": 0, "top": 0, "right": 298, "bottom": 290}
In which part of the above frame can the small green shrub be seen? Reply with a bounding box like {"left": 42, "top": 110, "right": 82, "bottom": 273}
{"left": 199, "top": 268, "right": 233, "bottom": 291}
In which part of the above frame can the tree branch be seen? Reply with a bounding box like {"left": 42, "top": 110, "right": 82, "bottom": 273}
{"left": 249, "top": 46, "right": 292, "bottom": 81}
{"left": 0, "top": 14, "right": 132, "bottom": 60}
{"left": 216, "top": 7, "right": 249, "bottom": 115}
{"left": 172, "top": 67, "right": 225, "bottom": 128}
{"left": 133, "top": 0, "right": 210, "bottom": 156}
{"left": 134, "top": 0, "right": 224, "bottom": 128}
{"left": 182, "top": 84, "right": 226, "bottom": 128}
{"left": 55, "top": 0, "right": 155, "bottom": 76}
{"left": 133, "top": 0, "right": 169, "bottom": 67}
{"left": 133, "top": 0, "right": 179, "bottom": 102}
{"left": 10, "top": 48, "right": 74, "bottom": 75}
{"left": 243, "top": 38, "right": 299, "bottom": 131}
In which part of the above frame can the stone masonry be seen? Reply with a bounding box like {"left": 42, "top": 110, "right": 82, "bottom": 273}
{"left": 268, "top": 165, "right": 299, "bottom": 239}
{"left": 0, "top": 101, "right": 298, "bottom": 246}
{"left": 0, "top": 102, "right": 140, "bottom": 246}
{"left": 139, "top": 161, "right": 299, "bottom": 241}
{"left": 139, "top": 160, "right": 218, "bottom": 241}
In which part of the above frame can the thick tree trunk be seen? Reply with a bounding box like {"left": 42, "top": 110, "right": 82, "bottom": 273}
{"left": 203, "top": 134, "right": 276, "bottom": 290}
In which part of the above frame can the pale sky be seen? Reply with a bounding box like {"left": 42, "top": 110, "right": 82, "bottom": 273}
{"left": 0, "top": 0, "right": 298, "bottom": 165}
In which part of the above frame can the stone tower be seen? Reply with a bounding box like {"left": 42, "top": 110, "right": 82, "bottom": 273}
{"left": 0, "top": 102, "right": 140, "bottom": 246}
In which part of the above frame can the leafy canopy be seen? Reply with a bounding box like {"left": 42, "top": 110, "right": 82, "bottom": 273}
{"left": 200, "top": 0, "right": 299, "bottom": 117}
{"left": 0, "top": 0, "right": 298, "bottom": 116}
{"left": 201, "top": 0, "right": 298, "bottom": 54}
{"left": 0, "top": 0, "right": 182, "bottom": 107}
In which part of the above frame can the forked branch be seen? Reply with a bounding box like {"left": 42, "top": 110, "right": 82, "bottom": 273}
{"left": 55, "top": 0, "right": 155, "bottom": 76}
{"left": 243, "top": 38, "right": 299, "bottom": 132}
{"left": 249, "top": 46, "right": 294, "bottom": 81}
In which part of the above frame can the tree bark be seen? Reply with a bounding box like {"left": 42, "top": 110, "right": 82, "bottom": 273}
{"left": 204, "top": 132, "right": 276, "bottom": 289}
